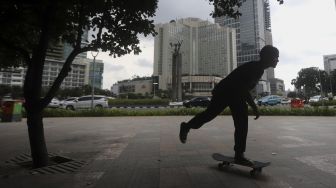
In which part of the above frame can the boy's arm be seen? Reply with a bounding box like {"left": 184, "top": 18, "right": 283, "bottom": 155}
{"left": 245, "top": 91, "right": 260, "bottom": 120}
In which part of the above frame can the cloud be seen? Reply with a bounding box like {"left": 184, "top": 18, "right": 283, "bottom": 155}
{"left": 136, "top": 58, "right": 153, "bottom": 68}
{"left": 270, "top": 0, "right": 336, "bottom": 90}
{"left": 154, "top": 0, "right": 213, "bottom": 23}
{"left": 104, "top": 63, "right": 124, "bottom": 72}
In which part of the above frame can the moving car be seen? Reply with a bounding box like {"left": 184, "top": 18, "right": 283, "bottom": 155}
{"left": 257, "top": 95, "right": 282, "bottom": 106}
{"left": 61, "top": 95, "right": 108, "bottom": 110}
{"left": 183, "top": 97, "right": 211, "bottom": 108}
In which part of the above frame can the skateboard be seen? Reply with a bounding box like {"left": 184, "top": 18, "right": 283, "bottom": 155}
{"left": 212, "top": 153, "right": 270, "bottom": 176}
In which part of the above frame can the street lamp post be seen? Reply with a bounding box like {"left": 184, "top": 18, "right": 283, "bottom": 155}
{"left": 316, "top": 67, "right": 325, "bottom": 106}
{"left": 329, "top": 74, "right": 333, "bottom": 97}
{"left": 91, "top": 51, "right": 99, "bottom": 109}
{"left": 153, "top": 83, "right": 158, "bottom": 98}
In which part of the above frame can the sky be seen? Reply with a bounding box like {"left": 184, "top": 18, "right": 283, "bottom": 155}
{"left": 93, "top": 0, "right": 336, "bottom": 91}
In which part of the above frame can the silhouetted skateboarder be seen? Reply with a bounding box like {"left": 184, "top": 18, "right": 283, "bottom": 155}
{"left": 179, "top": 45, "right": 279, "bottom": 166}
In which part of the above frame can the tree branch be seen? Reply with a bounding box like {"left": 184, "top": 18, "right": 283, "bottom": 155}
{"left": 41, "top": 49, "right": 79, "bottom": 108}
{"left": 74, "top": 2, "right": 84, "bottom": 50}
{"left": 42, "top": 46, "right": 93, "bottom": 108}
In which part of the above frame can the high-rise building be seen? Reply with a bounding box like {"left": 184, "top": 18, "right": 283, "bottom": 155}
{"left": 0, "top": 58, "right": 103, "bottom": 89}
{"left": 215, "top": 0, "right": 275, "bottom": 95}
{"left": 89, "top": 59, "right": 104, "bottom": 89}
{"left": 153, "top": 17, "right": 237, "bottom": 96}
{"left": 42, "top": 58, "right": 89, "bottom": 89}
{"left": 0, "top": 29, "right": 103, "bottom": 90}
{"left": 269, "top": 78, "right": 285, "bottom": 96}
{"left": 323, "top": 54, "right": 336, "bottom": 74}
{"left": 0, "top": 67, "right": 25, "bottom": 86}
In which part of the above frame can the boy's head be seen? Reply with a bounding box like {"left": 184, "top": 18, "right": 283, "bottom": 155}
{"left": 259, "top": 45, "right": 279, "bottom": 68}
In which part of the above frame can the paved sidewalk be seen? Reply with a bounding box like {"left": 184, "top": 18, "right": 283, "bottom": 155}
{"left": 0, "top": 116, "right": 335, "bottom": 188}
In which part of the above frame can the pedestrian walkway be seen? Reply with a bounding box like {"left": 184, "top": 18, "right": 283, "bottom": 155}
{"left": 0, "top": 116, "right": 335, "bottom": 188}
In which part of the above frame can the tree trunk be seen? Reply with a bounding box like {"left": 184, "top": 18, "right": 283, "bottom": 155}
{"left": 27, "top": 110, "right": 49, "bottom": 168}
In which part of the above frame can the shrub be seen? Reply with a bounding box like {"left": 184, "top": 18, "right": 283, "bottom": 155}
{"left": 108, "top": 99, "right": 169, "bottom": 106}
{"left": 310, "top": 100, "right": 336, "bottom": 107}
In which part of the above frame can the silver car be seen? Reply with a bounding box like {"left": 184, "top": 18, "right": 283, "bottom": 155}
{"left": 61, "top": 95, "right": 108, "bottom": 110}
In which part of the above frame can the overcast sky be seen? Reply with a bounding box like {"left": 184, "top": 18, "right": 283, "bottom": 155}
{"left": 95, "top": 0, "right": 336, "bottom": 90}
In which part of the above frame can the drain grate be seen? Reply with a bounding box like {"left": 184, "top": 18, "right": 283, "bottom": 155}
{"left": 5, "top": 153, "right": 86, "bottom": 175}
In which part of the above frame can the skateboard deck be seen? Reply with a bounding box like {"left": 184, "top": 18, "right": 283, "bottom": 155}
{"left": 212, "top": 153, "right": 270, "bottom": 176}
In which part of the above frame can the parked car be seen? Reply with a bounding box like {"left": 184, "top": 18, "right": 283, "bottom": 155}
{"left": 281, "top": 98, "right": 291, "bottom": 105}
{"left": 59, "top": 97, "right": 78, "bottom": 108}
{"left": 309, "top": 95, "right": 328, "bottom": 103}
{"left": 257, "top": 95, "right": 282, "bottom": 106}
{"left": 183, "top": 97, "right": 211, "bottom": 108}
{"left": 309, "top": 95, "right": 320, "bottom": 103}
{"left": 47, "top": 98, "right": 60, "bottom": 108}
{"left": 61, "top": 95, "right": 108, "bottom": 110}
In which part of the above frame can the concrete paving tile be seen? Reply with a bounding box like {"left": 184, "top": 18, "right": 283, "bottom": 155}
{"left": 160, "top": 167, "right": 192, "bottom": 188}
{"left": 211, "top": 165, "right": 260, "bottom": 188}
{"left": 1, "top": 116, "right": 336, "bottom": 188}
{"left": 186, "top": 166, "right": 224, "bottom": 187}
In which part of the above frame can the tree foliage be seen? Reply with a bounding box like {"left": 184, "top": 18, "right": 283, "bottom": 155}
{"left": 291, "top": 67, "right": 330, "bottom": 97}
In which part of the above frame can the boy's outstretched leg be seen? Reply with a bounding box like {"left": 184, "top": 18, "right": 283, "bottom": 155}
{"left": 179, "top": 122, "right": 190, "bottom": 143}
{"left": 179, "top": 95, "right": 227, "bottom": 144}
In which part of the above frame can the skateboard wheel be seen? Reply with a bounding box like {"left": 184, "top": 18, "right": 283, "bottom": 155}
{"left": 250, "top": 169, "right": 260, "bottom": 177}
{"left": 250, "top": 170, "right": 256, "bottom": 176}
{"left": 223, "top": 161, "right": 230, "bottom": 166}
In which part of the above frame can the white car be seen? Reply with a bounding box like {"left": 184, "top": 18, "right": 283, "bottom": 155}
{"left": 59, "top": 97, "right": 78, "bottom": 108}
{"left": 61, "top": 95, "right": 108, "bottom": 110}
{"left": 309, "top": 95, "right": 321, "bottom": 103}
{"left": 281, "top": 98, "right": 291, "bottom": 104}
{"left": 47, "top": 98, "right": 60, "bottom": 108}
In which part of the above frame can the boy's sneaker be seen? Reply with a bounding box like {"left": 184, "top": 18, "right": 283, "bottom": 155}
{"left": 234, "top": 153, "right": 254, "bottom": 166}
{"left": 179, "top": 122, "right": 190, "bottom": 144}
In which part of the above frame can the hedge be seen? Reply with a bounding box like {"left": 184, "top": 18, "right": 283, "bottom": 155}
{"left": 17, "top": 106, "right": 335, "bottom": 118}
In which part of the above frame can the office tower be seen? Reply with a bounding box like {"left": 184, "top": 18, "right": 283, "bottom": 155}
{"left": 153, "top": 18, "right": 237, "bottom": 93}
{"left": 89, "top": 59, "right": 104, "bottom": 89}
{"left": 43, "top": 58, "right": 89, "bottom": 88}
{"left": 0, "top": 29, "right": 103, "bottom": 89}
{"left": 269, "top": 78, "right": 285, "bottom": 96}
{"left": 324, "top": 54, "right": 336, "bottom": 74}
{"left": 215, "top": 0, "right": 274, "bottom": 95}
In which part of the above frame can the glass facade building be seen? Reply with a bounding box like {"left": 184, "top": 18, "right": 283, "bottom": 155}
{"left": 215, "top": 0, "right": 274, "bottom": 95}
{"left": 89, "top": 59, "right": 104, "bottom": 89}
